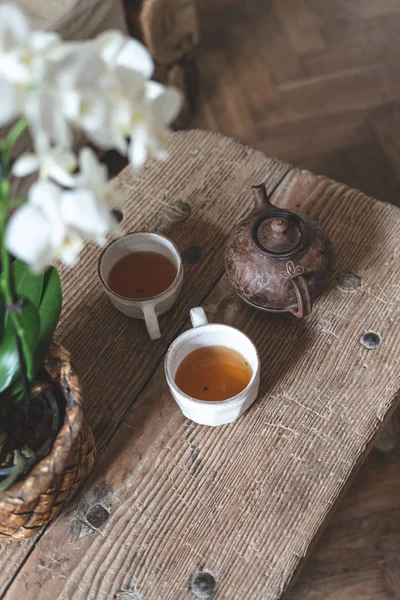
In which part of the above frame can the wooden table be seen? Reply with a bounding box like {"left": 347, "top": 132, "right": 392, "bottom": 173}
{"left": 1, "top": 130, "right": 399, "bottom": 600}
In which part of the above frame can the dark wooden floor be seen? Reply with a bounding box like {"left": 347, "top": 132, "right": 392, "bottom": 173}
{"left": 193, "top": 0, "right": 400, "bottom": 209}
{"left": 192, "top": 1, "right": 400, "bottom": 598}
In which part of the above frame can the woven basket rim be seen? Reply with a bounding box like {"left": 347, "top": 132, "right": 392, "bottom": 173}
{"left": 1, "top": 340, "right": 83, "bottom": 501}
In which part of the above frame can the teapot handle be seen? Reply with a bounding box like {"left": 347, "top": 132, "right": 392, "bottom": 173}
{"left": 289, "top": 275, "right": 312, "bottom": 318}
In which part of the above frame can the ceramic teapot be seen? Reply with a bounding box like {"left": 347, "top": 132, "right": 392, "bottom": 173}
{"left": 225, "top": 183, "right": 335, "bottom": 317}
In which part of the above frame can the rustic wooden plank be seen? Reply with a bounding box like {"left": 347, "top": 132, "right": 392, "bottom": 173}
{"left": 3, "top": 0, "right": 400, "bottom": 595}
{"left": 189, "top": 1, "right": 400, "bottom": 597}
{"left": 0, "top": 131, "right": 289, "bottom": 595}
{"left": 56, "top": 130, "right": 289, "bottom": 453}
{"left": 0, "top": 542, "right": 33, "bottom": 594}
{"left": 5, "top": 151, "right": 400, "bottom": 599}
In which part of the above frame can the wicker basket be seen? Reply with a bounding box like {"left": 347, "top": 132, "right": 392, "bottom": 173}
{"left": 0, "top": 341, "right": 96, "bottom": 540}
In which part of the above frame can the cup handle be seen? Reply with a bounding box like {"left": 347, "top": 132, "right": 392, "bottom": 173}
{"left": 190, "top": 307, "right": 209, "bottom": 328}
{"left": 143, "top": 305, "right": 161, "bottom": 340}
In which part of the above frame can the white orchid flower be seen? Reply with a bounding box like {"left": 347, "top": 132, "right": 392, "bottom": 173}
{"left": 69, "top": 147, "right": 123, "bottom": 211}
{"left": 5, "top": 178, "right": 115, "bottom": 272}
{"left": 89, "top": 77, "right": 182, "bottom": 168}
{"left": 63, "top": 148, "right": 120, "bottom": 241}
{"left": 54, "top": 44, "right": 109, "bottom": 129}
{"left": 0, "top": 4, "right": 59, "bottom": 84}
{"left": 61, "top": 188, "right": 114, "bottom": 245}
{"left": 12, "top": 144, "right": 77, "bottom": 186}
{"left": 128, "top": 82, "right": 182, "bottom": 169}
{"left": 26, "top": 42, "right": 110, "bottom": 148}
{"left": 86, "top": 31, "right": 157, "bottom": 153}
{"left": 71, "top": 147, "right": 108, "bottom": 192}
{"left": 6, "top": 181, "right": 82, "bottom": 272}
{"left": 0, "top": 3, "right": 30, "bottom": 84}
{"left": 95, "top": 30, "right": 154, "bottom": 79}
{"left": 6, "top": 202, "right": 83, "bottom": 273}
{"left": 0, "top": 3, "right": 60, "bottom": 126}
{"left": 79, "top": 63, "right": 146, "bottom": 154}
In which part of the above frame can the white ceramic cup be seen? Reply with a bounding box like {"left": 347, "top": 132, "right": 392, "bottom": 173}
{"left": 165, "top": 307, "right": 260, "bottom": 426}
{"left": 98, "top": 232, "right": 184, "bottom": 340}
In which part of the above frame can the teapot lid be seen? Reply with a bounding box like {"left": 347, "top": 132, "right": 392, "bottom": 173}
{"left": 252, "top": 210, "right": 309, "bottom": 257}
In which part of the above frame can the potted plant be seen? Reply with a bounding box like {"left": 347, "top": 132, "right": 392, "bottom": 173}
{"left": 0, "top": 3, "right": 182, "bottom": 540}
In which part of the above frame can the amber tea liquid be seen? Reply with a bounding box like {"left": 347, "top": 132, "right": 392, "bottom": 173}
{"left": 107, "top": 251, "right": 177, "bottom": 299}
{"left": 175, "top": 345, "right": 252, "bottom": 401}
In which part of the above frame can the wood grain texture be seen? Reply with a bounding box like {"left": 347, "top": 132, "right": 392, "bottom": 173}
{"left": 3, "top": 131, "right": 400, "bottom": 600}
{"left": 188, "top": 3, "right": 400, "bottom": 592}
{"left": 3, "top": 0, "right": 400, "bottom": 594}
{"left": 0, "top": 130, "right": 287, "bottom": 595}
{"left": 55, "top": 131, "right": 288, "bottom": 453}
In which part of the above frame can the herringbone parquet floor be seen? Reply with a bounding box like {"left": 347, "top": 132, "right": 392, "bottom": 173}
{"left": 194, "top": 0, "right": 400, "bottom": 209}
{"left": 193, "top": 1, "right": 400, "bottom": 598}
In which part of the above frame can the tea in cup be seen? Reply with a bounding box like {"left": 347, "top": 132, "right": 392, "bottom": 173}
{"left": 98, "top": 232, "right": 184, "bottom": 340}
{"left": 165, "top": 307, "right": 260, "bottom": 425}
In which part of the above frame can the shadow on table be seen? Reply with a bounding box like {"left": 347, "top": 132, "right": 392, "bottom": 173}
{"left": 78, "top": 293, "right": 313, "bottom": 495}
{"left": 60, "top": 185, "right": 388, "bottom": 518}
{"left": 57, "top": 215, "right": 230, "bottom": 445}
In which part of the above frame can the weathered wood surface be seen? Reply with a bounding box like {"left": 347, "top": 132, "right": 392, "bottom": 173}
{"left": 185, "top": 0, "right": 400, "bottom": 596}
{"left": 0, "top": 131, "right": 287, "bottom": 595}
{"left": 1, "top": 130, "right": 399, "bottom": 599}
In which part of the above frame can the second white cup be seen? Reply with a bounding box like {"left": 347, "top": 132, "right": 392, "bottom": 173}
{"left": 165, "top": 307, "right": 260, "bottom": 426}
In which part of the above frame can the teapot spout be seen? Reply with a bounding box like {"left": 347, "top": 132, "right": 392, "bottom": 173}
{"left": 251, "top": 183, "right": 274, "bottom": 212}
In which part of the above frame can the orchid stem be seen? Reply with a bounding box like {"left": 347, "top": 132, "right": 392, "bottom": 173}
{"left": 4, "top": 117, "right": 28, "bottom": 160}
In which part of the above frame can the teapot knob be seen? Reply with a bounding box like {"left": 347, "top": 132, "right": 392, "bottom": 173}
{"left": 270, "top": 218, "right": 288, "bottom": 233}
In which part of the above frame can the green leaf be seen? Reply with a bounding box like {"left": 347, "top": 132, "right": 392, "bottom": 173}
{"left": 34, "top": 267, "right": 62, "bottom": 371}
{"left": 1, "top": 269, "right": 62, "bottom": 401}
{"left": 12, "top": 259, "right": 43, "bottom": 308}
{"left": 0, "top": 300, "right": 40, "bottom": 393}
{"left": 0, "top": 384, "right": 26, "bottom": 408}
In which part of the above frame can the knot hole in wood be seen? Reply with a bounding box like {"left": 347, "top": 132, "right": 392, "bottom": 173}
{"left": 190, "top": 571, "right": 217, "bottom": 598}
